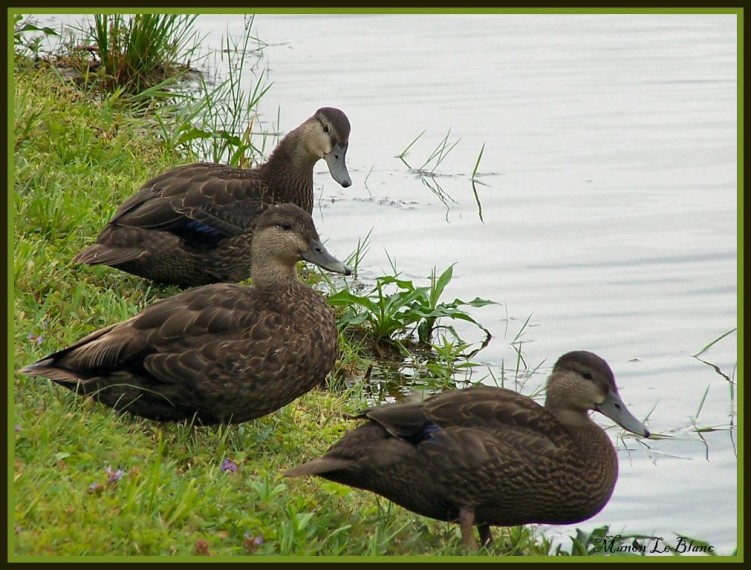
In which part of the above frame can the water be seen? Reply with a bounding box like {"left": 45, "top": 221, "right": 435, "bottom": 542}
{"left": 36, "top": 12, "right": 739, "bottom": 555}
{"left": 237, "top": 13, "right": 738, "bottom": 555}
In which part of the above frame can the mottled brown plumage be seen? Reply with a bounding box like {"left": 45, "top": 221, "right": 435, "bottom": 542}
{"left": 285, "top": 351, "right": 651, "bottom": 549}
{"left": 23, "top": 204, "right": 351, "bottom": 424}
{"left": 73, "top": 107, "right": 352, "bottom": 286}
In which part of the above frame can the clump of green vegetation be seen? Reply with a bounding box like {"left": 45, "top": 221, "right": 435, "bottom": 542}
{"left": 14, "top": 13, "right": 202, "bottom": 105}
{"left": 325, "top": 262, "right": 497, "bottom": 393}
{"left": 88, "top": 14, "right": 201, "bottom": 95}
{"left": 329, "top": 263, "right": 496, "bottom": 353}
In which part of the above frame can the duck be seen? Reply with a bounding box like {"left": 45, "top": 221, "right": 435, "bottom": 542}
{"left": 285, "top": 350, "right": 651, "bottom": 549}
{"left": 22, "top": 204, "right": 351, "bottom": 425}
{"left": 73, "top": 107, "right": 352, "bottom": 287}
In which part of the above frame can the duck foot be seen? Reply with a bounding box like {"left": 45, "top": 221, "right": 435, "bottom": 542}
{"left": 478, "top": 522, "right": 493, "bottom": 547}
{"left": 459, "top": 507, "right": 478, "bottom": 550}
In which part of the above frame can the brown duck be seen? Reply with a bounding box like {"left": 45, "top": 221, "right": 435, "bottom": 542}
{"left": 73, "top": 107, "right": 352, "bottom": 287}
{"left": 285, "top": 351, "right": 651, "bottom": 549}
{"left": 23, "top": 204, "right": 350, "bottom": 424}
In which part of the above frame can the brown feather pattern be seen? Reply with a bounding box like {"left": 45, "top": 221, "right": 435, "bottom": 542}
{"left": 73, "top": 108, "right": 351, "bottom": 286}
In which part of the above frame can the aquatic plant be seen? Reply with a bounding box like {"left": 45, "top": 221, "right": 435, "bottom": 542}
{"left": 328, "top": 262, "right": 497, "bottom": 354}
{"left": 157, "top": 15, "right": 273, "bottom": 166}
{"left": 397, "top": 130, "right": 488, "bottom": 222}
{"left": 397, "top": 128, "right": 461, "bottom": 175}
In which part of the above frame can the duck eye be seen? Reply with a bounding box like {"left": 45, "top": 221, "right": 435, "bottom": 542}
{"left": 277, "top": 222, "right": 292, "bottom": 231}
{"left": 323, "top": 124, "right": 330, "bottom": 134}
{"left": 582, "top": 371, "right": 594, "bottom": 381}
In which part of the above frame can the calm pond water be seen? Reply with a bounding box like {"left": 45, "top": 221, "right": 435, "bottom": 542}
{"left": 39, "top": 12, "right": 739, "bottom": 555}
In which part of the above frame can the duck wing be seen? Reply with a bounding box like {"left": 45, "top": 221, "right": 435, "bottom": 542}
{"left": 111, "top": 164, "right": 271, "bottom": 246}
{"left": 362, "top": 386, "right": 572, "bottom": 471}
{"left": 22, "top": 284, "right": 262, "bottom": 385}
{"left": 426, "top": 386, "right": 567, "bottom": 440}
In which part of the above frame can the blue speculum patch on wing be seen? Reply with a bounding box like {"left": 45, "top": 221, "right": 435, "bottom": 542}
{"left": 421, "top": 423, "right": 441, "bottom": 441}
{"left": 403, "top": 422, "right": 441, "bottom": 445}
{"left": 171, "top": 219, "right": 229, "bottom": 246}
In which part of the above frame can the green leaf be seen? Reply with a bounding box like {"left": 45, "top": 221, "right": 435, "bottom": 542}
{"left": 327, "top": 289, "right": 378, "bottom": 314}
{"left": 430, "top": 264, "right": 455, "bottom": 307}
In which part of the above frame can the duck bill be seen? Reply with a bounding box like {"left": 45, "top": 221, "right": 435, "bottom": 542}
{"left": 596, "top": 391, "right": 650, "bottom": 438}
{"left": 302, "top": 239, "right": 352, "bottom": 276}
{"left": 324, "top": 143, "right": 352, "bottom": 188}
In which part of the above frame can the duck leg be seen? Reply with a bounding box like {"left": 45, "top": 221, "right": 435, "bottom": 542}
{"left": 478, "top": 522, "right": 493, "bottom": 547}
{"left": 458, "top": 507, "right": 478, "bottom": 550}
